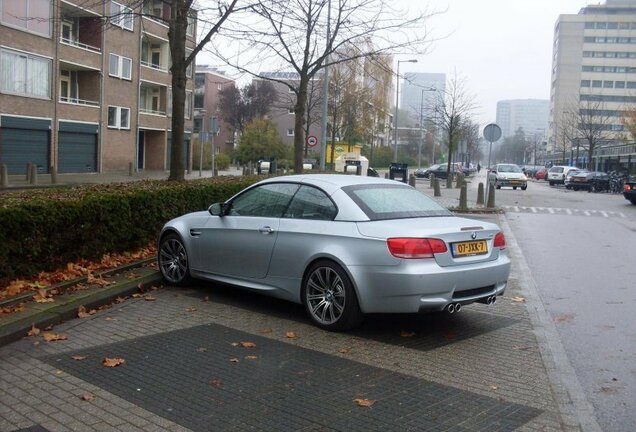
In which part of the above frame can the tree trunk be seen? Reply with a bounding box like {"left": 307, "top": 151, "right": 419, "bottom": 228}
{"left": 168, "top": 0, "right": 189, "bottom": 181}
{"left": 293, "top": 77, "right": 310, "bottom": 173}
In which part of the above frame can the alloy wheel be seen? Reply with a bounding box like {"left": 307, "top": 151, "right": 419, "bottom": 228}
{"left": 159, "top": 236, "right": 189, "bottom": 284}
{"left": 305, "top": 266, "right": 346, "bottom": 325}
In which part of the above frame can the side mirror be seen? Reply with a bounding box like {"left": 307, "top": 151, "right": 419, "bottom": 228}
{"left": 208, "top": 202, "right": 224, "bottom": 216}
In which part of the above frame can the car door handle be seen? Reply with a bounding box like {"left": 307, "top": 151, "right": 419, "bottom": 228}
{"left": 190, "top": 229, "right": 201, "bottom": 237}
{"left": 259, "top": 226, "right": 275, "bottom": 234}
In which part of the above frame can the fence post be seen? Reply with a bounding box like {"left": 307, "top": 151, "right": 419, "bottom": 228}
{"left": 487, "top": 184, "right": 496, "bottom": 208}
{"left": 29, "top": 164, "right": 38, "bottom": 185}
{"left": 429, "top": 173, "right": 435, "bottom": 188}
{"left": 0, "top": 164, "right": 8, "bottom": 188}
{"left": 459, "top": 183, "right": 468, "bottom": 211}
{"left": 26, "top": 162, "right": 32, "bottom": 182}
{"left": 408, "top": 174, "right": 416, "bottom": 187}
{"left": 50, "top": 165, "right": 58, "bottom": 184}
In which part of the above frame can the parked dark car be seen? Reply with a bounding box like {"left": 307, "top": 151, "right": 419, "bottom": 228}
{"left": 415, "top": 164, "right": 458, "bottom": 179}
{"left": 367, "top": 167, "right": 380, "bottom": 177}
{"left": 568, "top": 171, "right": 610, "bottom": 192}
{"left": 623, "top": 176, "right": 636, "bottom": 204}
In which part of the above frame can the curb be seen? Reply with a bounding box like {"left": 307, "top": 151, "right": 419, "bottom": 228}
{"left": 0, "top": 271, "right": 163, "bottom": 348}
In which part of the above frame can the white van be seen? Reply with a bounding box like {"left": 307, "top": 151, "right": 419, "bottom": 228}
{"left": 547, "top": 165, "right": 578, "bottom": 186}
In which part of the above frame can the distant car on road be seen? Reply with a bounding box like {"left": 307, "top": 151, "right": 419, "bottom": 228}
{"left": 366, "top": 167, "right": 380, "bottom": 177}
{"left": 564, "top": 169, "right": 581, "bottom": 189}
{"left": 623, "top": 176, "right": 636, "bottom": 204}
{"left": 415, "top": 164, "right": 458, "bottom": 179}
{"left": 491, "top": 163, "right": 528, "bottom": 190}
{"left": 158, "top": 174, "right": 511, "bottom": 331}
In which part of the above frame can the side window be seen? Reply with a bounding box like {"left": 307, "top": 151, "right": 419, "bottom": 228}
{"left": 284, "top": 185, "right": 337, "bottom": 220}
{"left": 228, "top": 183, "right": 299, "bottom": 217}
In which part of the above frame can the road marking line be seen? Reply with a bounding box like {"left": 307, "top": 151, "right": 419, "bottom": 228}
{"left": 600, "top": 211, "right": 608, "bottom": 218}
{"left": 548, "top": 208, "right": 555, "bottom": 214}
{"left": 584, "top": 210, "right": 591, "bottom": 216}
{"left": 531, "top": 207, "right": 538, "bottom": 213}
{"left": 566, "top": 209, "right": 572, "bottom": 215}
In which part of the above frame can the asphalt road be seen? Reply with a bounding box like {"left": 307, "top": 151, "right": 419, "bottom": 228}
{"left": 498, "top": 178, "right": 636, "bottom": 432}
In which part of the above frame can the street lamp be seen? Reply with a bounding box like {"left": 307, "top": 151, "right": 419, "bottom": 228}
{"left": 393, "top": 59, "right": 418, "bottom": 162}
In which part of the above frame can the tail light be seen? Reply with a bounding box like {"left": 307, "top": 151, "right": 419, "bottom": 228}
{"left": 387, "top": 238, "right": 447, "bottom": 259}
{"left": 625, "top": 184, "right": 632, "bottom": 191}
{"left": 494, "top": 232, "right": 506, "bottom": 250}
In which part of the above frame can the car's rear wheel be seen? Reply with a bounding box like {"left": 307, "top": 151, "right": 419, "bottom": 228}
{"left": 513, "top": 186, "right": 517, "bottom": 190}
{"left": 521, "top": 185, "right": 527, "bottom": 190}
{"left": 631, "top": 199, "right": 636, "bottom": 205}
{"left": 158, "top": 233, "right": 191, "bottom": 286}
{"left": 496, "top": 185, "right": 501, "bottom": 189}
{"left": 549, "top": 181, "right": 554, "bottom": 186}
{"left": 302, "top": 260, "right": 363, "bottom": 331}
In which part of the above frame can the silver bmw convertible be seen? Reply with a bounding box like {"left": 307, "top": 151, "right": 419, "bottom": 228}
{"left": 158, "top": 174, "right": 510, "bottom": 331}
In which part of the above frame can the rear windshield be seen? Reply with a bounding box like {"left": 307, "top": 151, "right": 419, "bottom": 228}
{"left": 342, "top": 184, "right": 451, "bottom": 221}
{"left": 550, "top": 167, "right": 564, "bottom": 173}
{"left": 497, "top": 164, "right": 522, "bottom": 173}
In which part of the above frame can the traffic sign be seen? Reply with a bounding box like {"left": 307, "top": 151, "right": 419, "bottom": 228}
{"left": 483, "top": 123, "right": 502, "bottom": 142}
{"left": 306, "top": 135, "right": 318, "bottom": 147}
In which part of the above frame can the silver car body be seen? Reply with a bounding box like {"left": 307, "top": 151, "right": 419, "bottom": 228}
{"left": 160, "top": 175, "right": 510, "bottom": 314}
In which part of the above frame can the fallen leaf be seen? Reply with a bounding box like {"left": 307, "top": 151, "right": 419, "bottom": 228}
{"left": 240, "top": 341, "right": 256, "bottom": 348}
{"left": 126, "top": 273, "right": 141, "bottom": 279}
{"left": 77, "top": 305, "right": 90, "bottom": 318}
{"left": 115, "top": 297, "right": 127, "bottom": 304}
{"left": 231, "top": 342, "right": 239, "bottom": 347}
{"left": 245, "top": 355, "right": 258, "bottom": 360}
{"left": 72, "top": 355, "right": 87, "bottom": 361}
{"left": 42, "top": 332, "right": 67, "bottom": 342}
{"left": 210, "top": 378, "right": 222, "bottom": 387}
{"left": 511, "top": 296, "right": 526, "bottom": 303}
{"left": 258, "top": 328, "right": 272, "bottom": 334}
{"left": 132, "top": 293, "right": 143, "bottom": 298}
{"left": 196, "top": 347, "right": 207, "bottom": 352}
{"left": 229, "top": 358, "right": 240, "bottom": 363}
{"left": 27, "top": 324, "right": 41, "bottom": 337}
{"left": 286, "top": 332, "right": 298, "bottom": 339}
{"left": 513, "top": 345, "right": 536, "bottom": 351}
{"left": 144, "top": 295, "right": 156, "bottom": 302}
{"left": 400, "top": 331, "right": 416, "bottom": 337}
{"left": 105, "top": 317, "right": 117, "bottom": 321}
{"left": 201, "top": 296, "right": 209, "bottom": 302}
{"left": 102, "top": 357, "right": 125, "bottom": 367}
{"left": 137, "top": 282, "right": 145, "bottom": 291}
{"left": 338, "top": 348, "right": 350, "bottom": 354}
{"left": 554, "top": 314, "right": 575, "bottom": 323}
{"left": 354, "top": 398, "right": 376, "bottom": 407}
{"left": 55, "top": 370, "right": 63, "bottom": 375}
{"left": 80, "top": 392, "right": 95, "bottom": 401}
{"left": 185, "top": 307, "right": 197, "bottom": 312}
{"left": 489, "top": 385, "right": 498, "bottom": 391}
{"left": 150, "top": 286, "right": 159, "bottom": 291}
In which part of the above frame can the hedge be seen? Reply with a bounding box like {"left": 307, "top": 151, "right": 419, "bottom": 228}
{"left": 0, "top": 176, "right": 262, "bottom": 282}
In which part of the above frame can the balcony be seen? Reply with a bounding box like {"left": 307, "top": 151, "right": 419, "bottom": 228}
{"left": 59, "top": 3, "right": 103, "bottom": 68}
{"left": 57, "top": 64, "right": 101, "bottom": 122}
{"left": 139, "top": 82, "right": 169, "bottom": 129}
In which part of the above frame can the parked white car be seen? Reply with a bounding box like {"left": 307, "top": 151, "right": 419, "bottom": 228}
{"left": 547, "top": 166, "right": 578, "bottom": 186}
{"left": 491, "top": 163, "right": 528, "bottom": 190}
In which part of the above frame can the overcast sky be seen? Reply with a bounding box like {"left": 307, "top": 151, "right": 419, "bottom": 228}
{"left": 400, "top": 0, "right": 594, "bottom": 127}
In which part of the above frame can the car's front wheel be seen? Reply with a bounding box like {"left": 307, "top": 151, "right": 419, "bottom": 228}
{"left": 158, "top": 233, "right": 191, "bottom": 286}
{"left": 521, "top": 185, "right": 527, "bottom": 190}
{"left": 302, "top": 260, "right": 363, "bottom": 331}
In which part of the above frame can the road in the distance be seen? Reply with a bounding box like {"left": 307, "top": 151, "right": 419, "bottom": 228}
{"left": 496, "top": 177, "right": 636, "bottom": 432}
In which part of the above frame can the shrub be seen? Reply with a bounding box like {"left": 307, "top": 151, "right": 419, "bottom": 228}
{"left": 0, "top": 176, "right": 261, "bottom": 282}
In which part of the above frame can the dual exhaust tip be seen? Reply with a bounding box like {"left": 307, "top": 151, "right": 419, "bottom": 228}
{"left": 447, "top": 295, "right": 497, "bottom": 313}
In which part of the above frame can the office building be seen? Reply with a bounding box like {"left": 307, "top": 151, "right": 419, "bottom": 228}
{"left": 549, "top": 0, "right": 636, "bottom": 170}
{"left": 496, "top": 99, "right": 549, "bottom": 139}
{"left": 400, "top": 72, "right": 446, "bottom": 127}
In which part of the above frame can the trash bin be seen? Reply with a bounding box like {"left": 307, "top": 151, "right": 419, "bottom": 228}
{"left": 389, "top": 163, "right": 408, "bottom": 183}
{"left": 344, "top": 160, "right": 362, "bottom": 175}
{"left": 257, "top": 159, "right": 277, "bottom": 174}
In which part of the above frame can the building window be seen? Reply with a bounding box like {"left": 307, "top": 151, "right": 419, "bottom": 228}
{"left": 185, "top": 50, "right": 193, "bottom": 78}
{"left": 287, "top": 128, "right": 294, "bottom": 136}
{"left": 167, "top": 88, "right": 172, "bottom": 116}
{"left": 217, "top": 83, "right": 222, "bottom": 91}
{"left": 580, "top": 80, "right": 591, "bottom": 87}
{"left": 185, "top": 90, "right": 192, "bottom": 119}
{"left": 615, "top": 81, "right": 626, "bottom": 89}
{"left": 193, "top": 118, "right": 202, "bottom": 133}
{"left": 603, "top": 81, "right": 614, "bottom": 88}
{"left": 111, "top": 1, "right": 133, "bottom": 31}
{"left": 0, "top": 48, "right": 51, "bottom": 98}
{"left": 288, "top": 108, "right": 294, "bottom": 114}
{"left": 1, "top": 0, "right": 51, "bottom": 37}
{"left": 142, "top": 0, "right": 163, "bottom": 19}
{"left": 109, "top": 53, "right": 132, "bottom": 80}
{"left": 186, "top": 12, "right": 196, "bottom": 37}
{"left": 627, "top": 81, "right": 636, "bottom": 89}
{"left": 107, "top": 106, "right": 130, "bottom": 129}
{"left": 592, "top": 80, "right": 602, "bottom": 88}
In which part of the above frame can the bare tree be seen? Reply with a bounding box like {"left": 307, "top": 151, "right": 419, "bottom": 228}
{"left": 215, "top": 0, "right": 437, "bottom": 172}
{"left": 218, "top": 80, "right": 276, "bottom": 134}
{"left": 563, "top": 99, "right": 617, "bottom": 170}
{"left": 434, "top": 73, "right": 477, "bottom": 174}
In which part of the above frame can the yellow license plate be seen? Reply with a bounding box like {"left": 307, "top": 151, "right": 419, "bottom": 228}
{"left": 452, "top": 240, "right": 488, "bottom": 257}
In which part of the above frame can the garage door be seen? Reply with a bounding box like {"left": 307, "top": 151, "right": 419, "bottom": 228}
{"left": 58, "top": 122, "right": 98, "bottom": 173}
{"left": 0, "top": 116, "right": 50, "bottom": 175}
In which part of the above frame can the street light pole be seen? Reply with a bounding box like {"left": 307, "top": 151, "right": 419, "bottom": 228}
{"left": 393, "top": 59, "right": 417, "bottom": 162}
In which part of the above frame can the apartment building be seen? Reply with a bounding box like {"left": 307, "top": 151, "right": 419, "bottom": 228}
{"left": 193, "top": 65, "right": 234, "bottom": 154}
{"left": 0, "top": 0, "right": 196, "bottom": 175}
{"left": 549, "top": 0, "right": 636, "bottom": 170}
{"left": 400, "top": 72, "right": 446, "bottom": 127}
{"left": 256, "top": 71, "right": 323, "bottom": 149}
